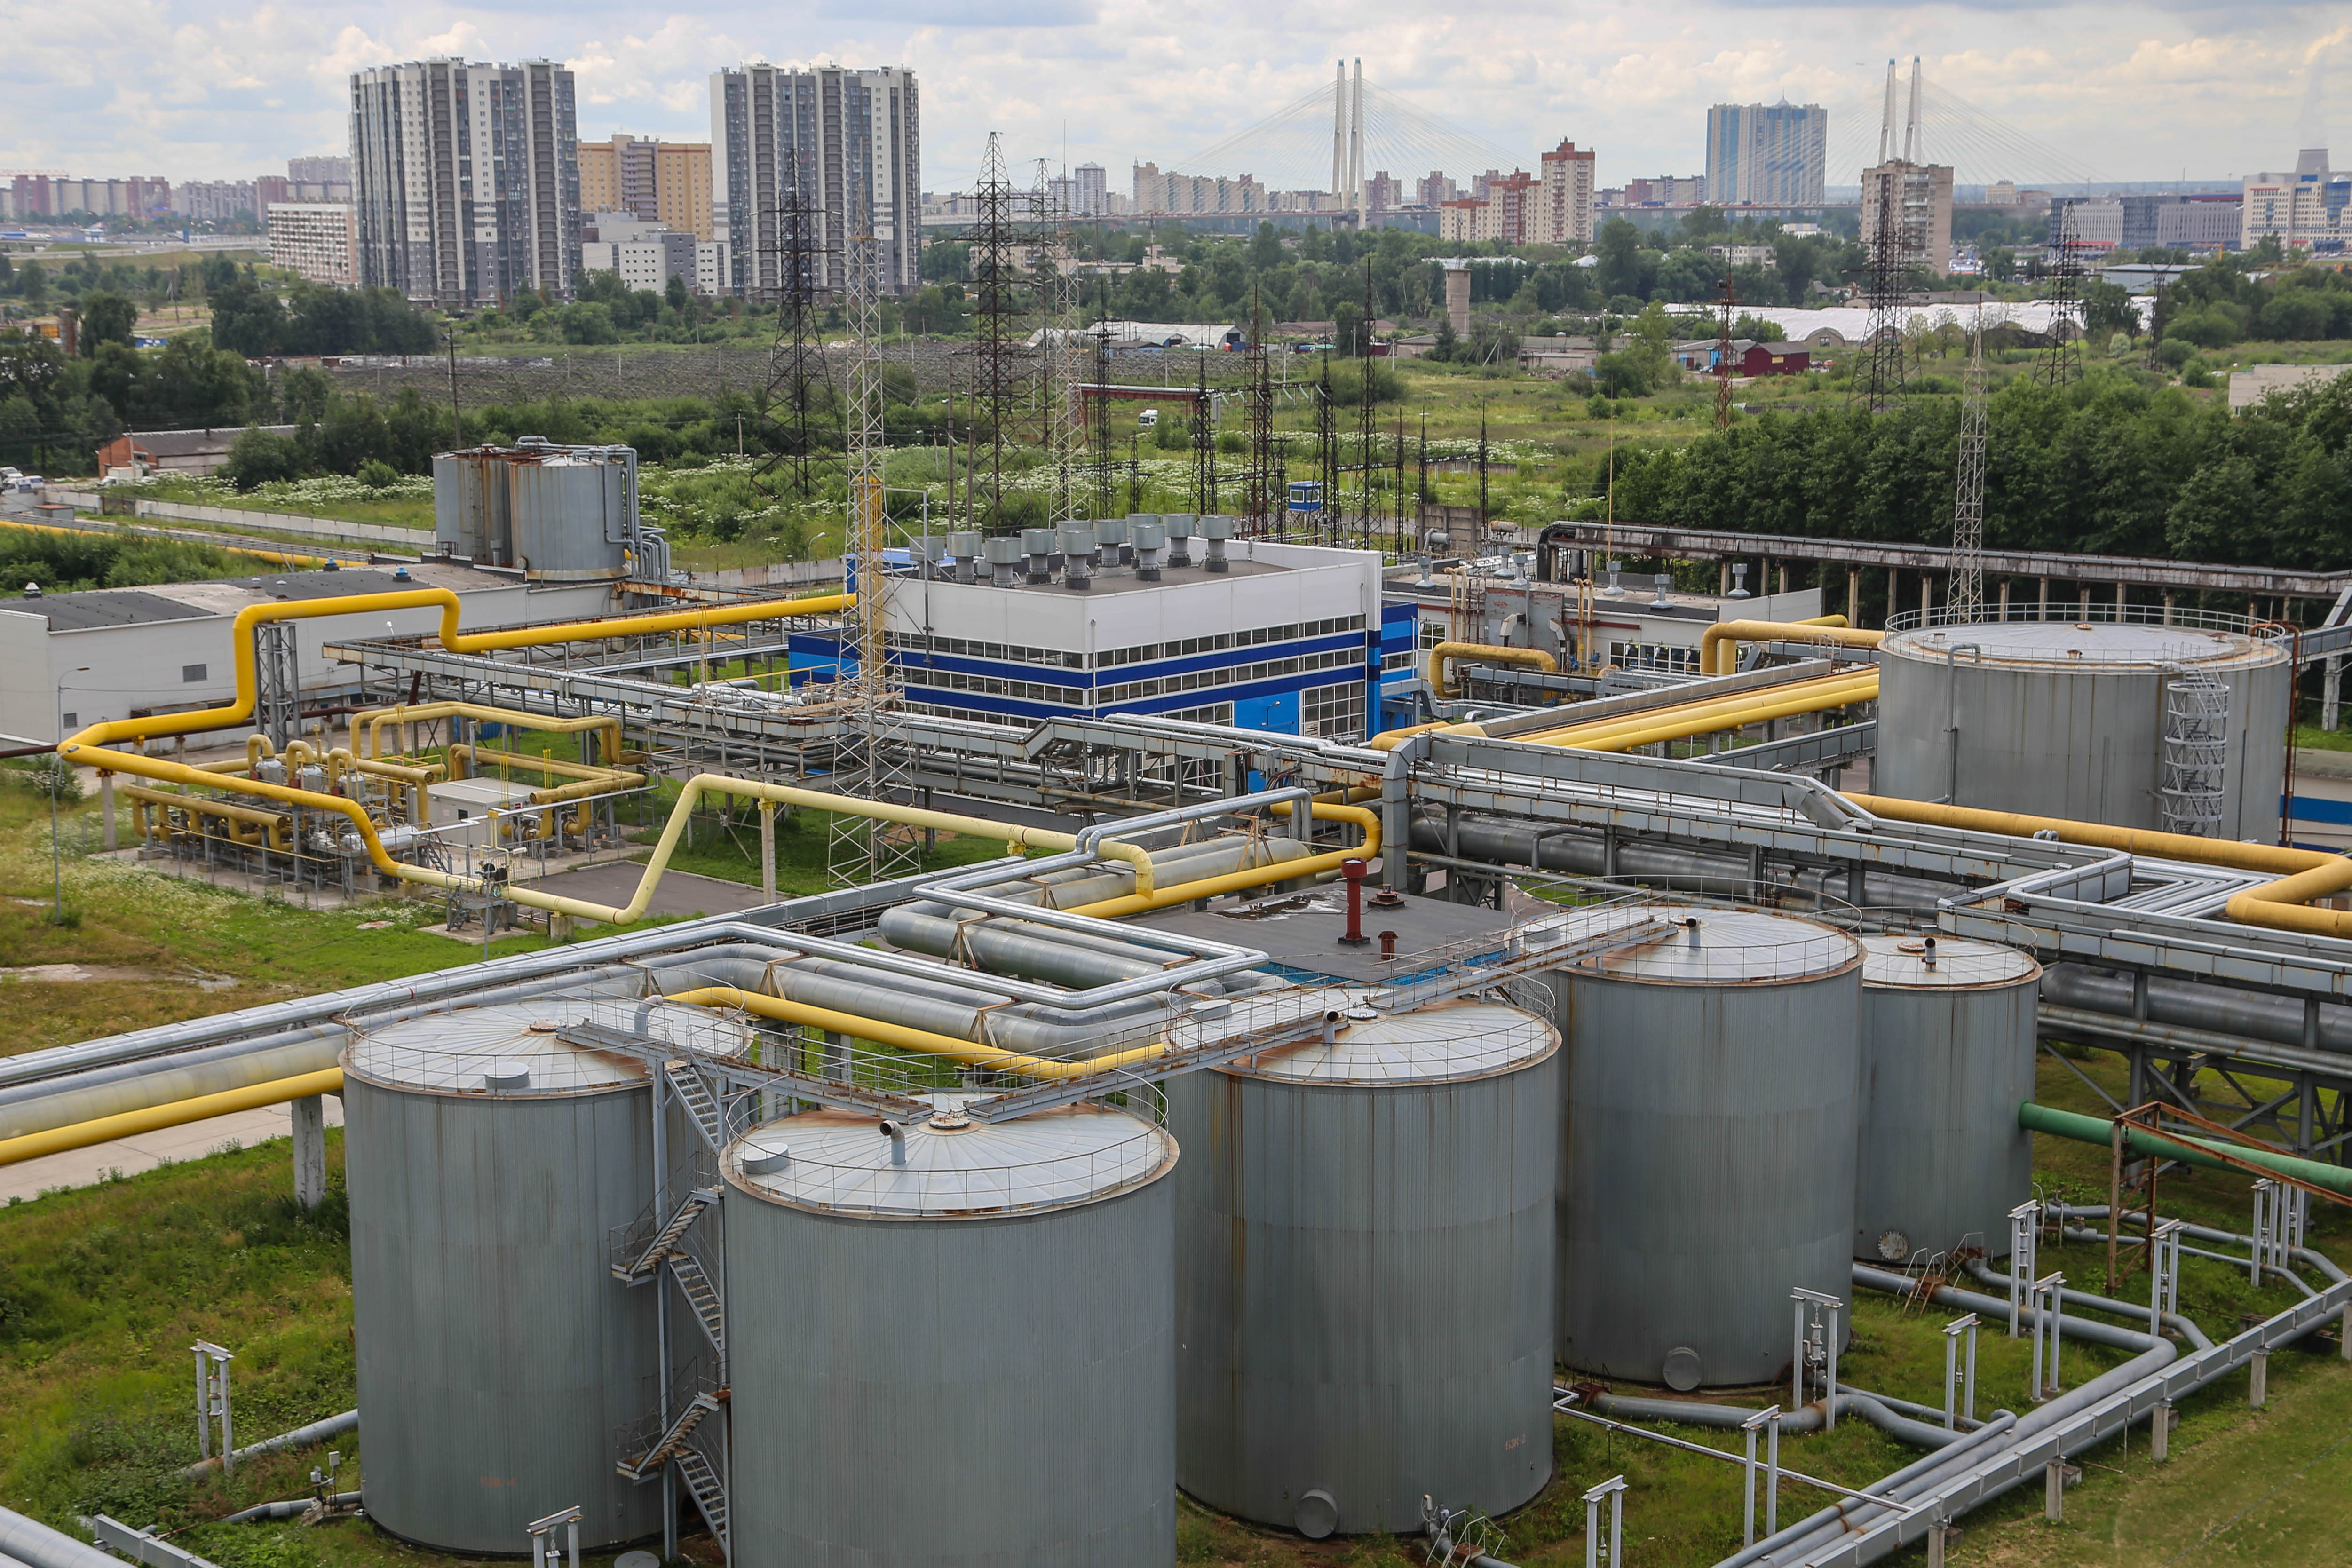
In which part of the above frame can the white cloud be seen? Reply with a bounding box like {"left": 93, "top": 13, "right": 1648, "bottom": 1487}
{"left": 0, "top": 0, "right": 2338, "bottom": 193}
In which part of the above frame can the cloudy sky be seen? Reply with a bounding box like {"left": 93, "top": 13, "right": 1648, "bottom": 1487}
{"left": 0, "top": 0, "right": 2342, "bottom": 194}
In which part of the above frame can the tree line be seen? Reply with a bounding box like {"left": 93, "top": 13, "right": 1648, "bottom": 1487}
{"left": 1601, "top": 366, "right": 2352, "bottom": 572}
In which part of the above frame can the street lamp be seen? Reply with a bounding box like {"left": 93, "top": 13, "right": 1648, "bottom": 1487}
{"left": 52, "top": 667, "right": 91, "bottom": 925}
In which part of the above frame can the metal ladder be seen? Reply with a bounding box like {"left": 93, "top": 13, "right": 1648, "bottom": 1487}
{"left": 617, "top": 1392, "right": 722, "bottom": 1482}
{"left": 669, "top": 1251, "right": 726, "bottom": 1363}
{"left": 612, "top": 1188, "right": 719, "bottom": 1285}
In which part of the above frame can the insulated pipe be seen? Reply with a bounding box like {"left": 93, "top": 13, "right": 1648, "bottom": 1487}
{"left": 2052, "top": 1204, "right": 2351, "bottom": 1285}
{"left": 666, "top": 987, "right": 1169, "bottom": 1080}
{"left": 2020, "top": 1101, "right": 2352, "bottom": 1198}
{"left": 1510, "top": 671, "right": 1875, "bottom": 748}
{"left": 181, "top": 1410, "right": 358, "bottom": 1479}
{"left": 63, "top": 586, "right": 852, "bottom": 755}
{"left": 1844, "top": 792, "right": 2352, "bottom": 940}
{"left": 2042, "top": 964, "right": 2352, "bottom": 1058}
{"left": 1962, "top": 1258, "right": 2213, "bottom": 1350}
{"left": 1066, "top": 803, "right": 1381, "bottom": 919}
{"left": 1590, "top": 1391, "right": 1970, "bottom": 1450}
{"left": 0, "top": 1504, "right": 121, "bottom": 1568}
{"left": 1428, "top": 642, "right": 1558, "bottom": 699}
{"left": 1519, "top": 674, "right": 1880, "bottom": 752}
{"left": 1705, "top": 1410, "right": 2024, "bottom": 1568}
{"left": 1412, "top": 812, "right": 1954, "bottom": 911}
{"left": 364, "top": 705, "right": 615, "bottom": 770}
{"left": 0, "top": 1069, "right": 343, "bottom": 1168}
{"left": 0, "top": 968, "right": 645, "bottom": 1125}
{"left": 220, "top": 1495, "right": 364, "bottom": 1525}
{"left": 1724, "top": 1265, "right": 2178, "bottom": 1568}
{"left": 1702, "top": 619, "right": 1884, "bottom": 676}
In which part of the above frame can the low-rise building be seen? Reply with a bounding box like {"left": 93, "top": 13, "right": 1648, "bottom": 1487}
{"left": 266, "top": 203, "right": 358, "bottom": 285}
{"left": 94, "top": 427, "right": 299, "bottom": 480}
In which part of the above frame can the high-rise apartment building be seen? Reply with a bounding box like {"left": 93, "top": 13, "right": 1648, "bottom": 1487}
{"left": 709, "top": 63, "right": 921, "bottom": 298}
{"left": 349, "top": 58, "right": 581, "bottom": 306}
{"left": 288, "top": 155, "right": 353, "bottom": 186}
{"left": 1705, "top": 102, "right": 1827, "bottom": 208}
{"left": 267, "top": 203, "right": 359, "bottom": 285}
{"left": 578, "top": 135, "right": 714, "bottom": 240}
{"left": 1537, "top": 139, "right": 1596, "bottom": 242}
{"left": 1861, "top": 158, "right": 1954, "bottom": 274}
{"left": 1075, "top": 162, "right": 1108, "bottom": 216}
{"left": 2242, "top": 150, "right": 2350, "bottom": 253}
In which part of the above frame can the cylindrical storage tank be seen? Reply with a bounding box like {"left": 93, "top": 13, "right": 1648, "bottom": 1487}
{"left": 1875, "top": 614, "right": 2290, "bottom": 838}
{"left": 1554, "top": 907, "right": 1862, "bottom": 1388}
{"left": 343, "top": 997, "right": 748, "bottom": 1554}
{"left": 432, "top": 450, "right": 502, "bottom": 561}
{"left": 723, "top": 1099, "right": 1179, "bottom": 1568}
{"left": 1170, "top": 996, "right": 1558, "bottom": 1538}
{"left": 508, "top": 447, "right": 634, "bottom": 581}
{"left": 1855, "top": 935, "right": 2042, "bottom": 1264}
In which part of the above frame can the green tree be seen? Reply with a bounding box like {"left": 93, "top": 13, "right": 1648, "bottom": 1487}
{"left": 560, "top": 303, "right": 620, "bottom": 345}
{"left": 665, "top": 274, "right": 690, "bottom": 314}
{"left": 78, "top": 291, "right": 138, "bottom": 355}
{"left": 1595, "top": 221, "right": 1645, "bottom": 302}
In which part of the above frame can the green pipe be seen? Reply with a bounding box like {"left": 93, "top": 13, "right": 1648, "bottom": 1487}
{"left": 2020, "top": 1101, "right": 2352, "bottom": 1199}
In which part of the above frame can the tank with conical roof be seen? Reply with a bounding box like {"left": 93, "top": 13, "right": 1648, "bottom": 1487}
{"left": 721, "top": 1096, "right": 1179, "bottom": 1568}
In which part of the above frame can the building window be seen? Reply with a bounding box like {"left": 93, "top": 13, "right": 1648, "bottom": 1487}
{"left": 1163, "top": 702, "right": 1235, "bottom": 726}
{"left": 1301, "top": 681, "right": 1367, "bottom": 743}
{"left": 182, "top": 664, "right": 207, "bottom": 683}
{"left": 60, "top": 712, "right": 76, "bottom": 729}
{"left": 1608, "top": 640, "right": 1703, "bottom": 673}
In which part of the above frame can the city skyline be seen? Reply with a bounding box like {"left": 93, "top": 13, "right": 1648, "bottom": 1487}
{"left": 0, "top": 5, "right": 2341, "bottom": 198}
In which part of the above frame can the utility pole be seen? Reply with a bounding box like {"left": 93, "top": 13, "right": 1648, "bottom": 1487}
{"left": 1715, "top": 276, "right": 1739, "bottom": 430}
{"left": 442, "top": 324, "right": 465, "bottom": 448}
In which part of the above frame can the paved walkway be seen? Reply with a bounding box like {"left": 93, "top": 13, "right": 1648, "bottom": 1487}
{"left": 0, "top": 1096, "right": 344, "bottom": 1203}
{"left": 512, "top": 862, "right": 775, "bottom": 922}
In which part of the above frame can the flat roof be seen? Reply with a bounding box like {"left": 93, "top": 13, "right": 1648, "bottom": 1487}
{"left": 3, "top": 561, "right": 523, "bottom": 632}
{"left": 971, "top": 557, "right": 1287, "bottom": 595}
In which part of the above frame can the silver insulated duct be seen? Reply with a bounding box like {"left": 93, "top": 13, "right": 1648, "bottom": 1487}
{"left": 1855, "top": 935, "right": 2041, "bottom": 1264}
{"left": 1169, "top": 996, "right": 1558, "bottom": 1538}
{"left": 1545, "top": 906, "right": 1862, "bottom": 1388}
{"left": 721, "top": 1101, "right": 1179, "bottom": 1566}
{"left": 342, "top": 997, "right": 749, "bottom": 1553}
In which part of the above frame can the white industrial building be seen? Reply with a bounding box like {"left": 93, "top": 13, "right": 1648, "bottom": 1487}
{"left": 0, "top": 563, "right": 615, "bottom": 746}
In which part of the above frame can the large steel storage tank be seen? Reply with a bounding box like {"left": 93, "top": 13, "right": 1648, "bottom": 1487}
{"left": 508, "top": 444, "right": 636, "bottom": 582}
{"left": 1169, "top": 996, "right": 1558, "bottom": 1538}
{"left": 343, "top": 997, "right": 747, "bottom": 1554}
{"left": 722, "top": 1099, "right": 1179, "bottom": 1568}
{"left": 432, "top": 449, "right": 507, "bottom": 561}
{"left": 1855, "top": 935, "right": 2041, "bottom": 1264}
{"left": 1874, "top": 612, "right": 2290, "bottom": 837}
{"left": 1553, "top": 907, "right": 1862, "bottom": 1388}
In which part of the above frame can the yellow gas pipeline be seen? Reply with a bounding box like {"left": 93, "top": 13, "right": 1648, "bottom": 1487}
{"left": 669, "top": 987, "right": 1169, "bottom": 1081}
{"left": 1844, "top": 793, "right": 2352, "bottom": 941}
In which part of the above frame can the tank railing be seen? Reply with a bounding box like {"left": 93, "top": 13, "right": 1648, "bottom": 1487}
{"left": 1885, "top": 602, "right": 2285, "bottom": 640}
{"left": 1538, "top": 901, "right": 1861, "bottom": 983}
{"left": 744, "top": 1119, "right": 1173, "bottom": 1220}
{"left": 347, "top": 999, "right": 754, "bottom": 1097}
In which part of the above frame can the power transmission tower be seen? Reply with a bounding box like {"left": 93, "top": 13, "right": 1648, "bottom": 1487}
{"left": 826, "top": 231, "right": 921, "bottom": 888}
{"left": 964, "top": 135, "right": 1031, "bottom": 532}
{"left": 1714, "top": 277, "right": 1739, "bottom": 430}
{"left": 1032, "top": 159, "right": 1087, "bottom": 523}
{"left": 1243, "top": 284, "right": 1275, "bottom": 536}
{"left": 1948, "top": 306, "right": 1988, "bottom": 623}
{"left": 754, "top": 149, "right": 831, "bottom": 501}
{"left": 1193, "top": 350, "right": 1217, "bottom": 515}
{"left": 1852, "top": 57, "right": 1909, "bottom": 413}
{"left": 2039, "top": 205, "right": 2085, "bottom": 392}
{"left": 1314, "top": 354, "right": 1339, "bottom": 547}
{"left": 1357, "top": 258, "right": 1379, "bottom": 550}
{"left": 1092, "top": 319, "right": 1117, "bottom": 521}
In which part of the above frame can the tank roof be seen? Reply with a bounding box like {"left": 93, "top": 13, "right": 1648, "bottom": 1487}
{"left": 1209, "top": 994, "right": 1557, "bottom": 1086}
{"left": 1860, "top": 934, "right": 2040, "bottom": 990}
{"left": 723, "top": 1099, "right": 1175, "bottom": 1220}
{"left": 344, "top": 997, "right": 749, "bottom": 1097}
{"left": 1556, "top": 904, "right": 1862, "bottom": 985}
{"left": 1884, "top": 615, "right": 2286, "bottom": 672}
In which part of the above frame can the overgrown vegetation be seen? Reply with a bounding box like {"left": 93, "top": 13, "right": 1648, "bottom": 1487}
{"left": 0, "top": 530, "right": 255, "bottom": 597}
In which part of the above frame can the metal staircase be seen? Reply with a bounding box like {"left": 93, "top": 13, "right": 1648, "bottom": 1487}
{"left": 668, "top": 1251, "right": 726, "bottom": 1361}
{"left": 673, "top": 1444, "right": 729, "bottom": 1552}
{"left": 664, "top": 1061, "right": 729, "bottom": 1154}
{"left": 617, "top": 1391, "right": 723, "bottom": 1481}
{"left": 611, "top": 1187, "right": 719, "bottom": 1284}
